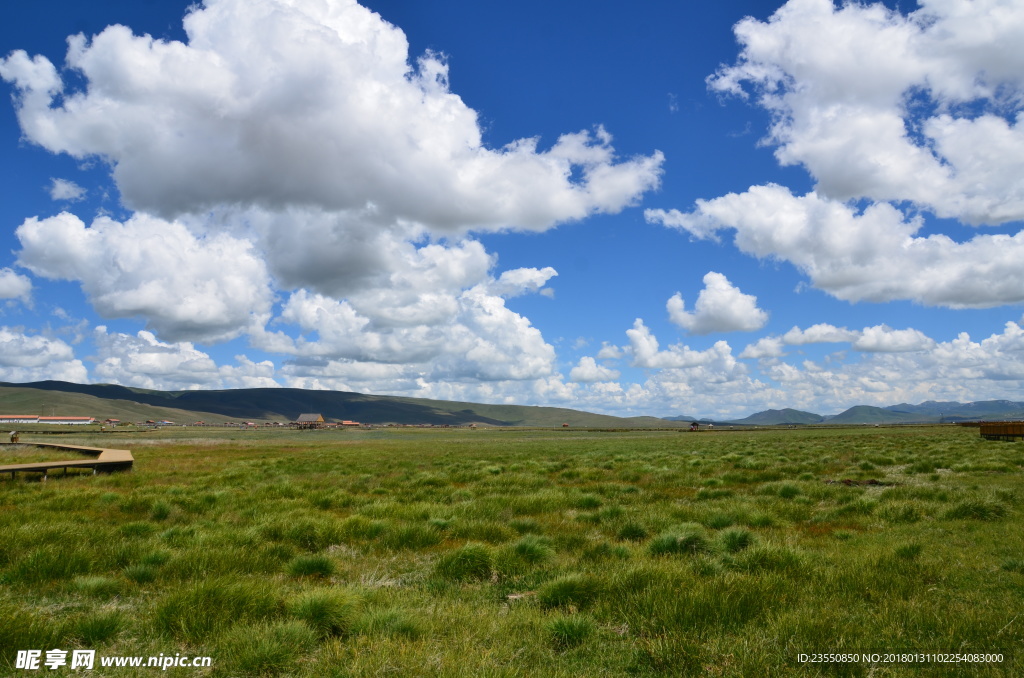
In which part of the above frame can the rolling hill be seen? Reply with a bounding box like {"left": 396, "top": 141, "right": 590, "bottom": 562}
{"left": 0, "top": 381, "right": 673, "bottom": 428}
{"left": 728, "top": 408, "right": 825, "bottom": 426}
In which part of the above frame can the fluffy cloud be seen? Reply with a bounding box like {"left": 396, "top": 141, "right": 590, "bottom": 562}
{"left": 709, "top": 0, "right": 1024, "bottom": 225}
{"left": 92, "top": 327, "right": 279, "bottom": 390}
{"left": 0, "top": 327, "right": 87, "bottom": 382}
{"left": 48, "top": 178, "right": 86, "bottom": 202}
{"left": 648, "top": 185, "right": 1024, "bottom": 308}
{"left": 569, "top": 356, "right": 620, "bottom": 383}
{"left": 269, "top": 278, "right": 557, "bottom": 382}
{"left": 0, "top": 0, "right": 662, "bottom": 232}
{"left": 852, "top": 325, "right": 935, "bottom": 353}
{"left": 667, "top": 271, "right": 768, "bottom": 334}
{"left": 742, "top": 322, "right": 934, "bottom": 360}
{"left": 0, "top": 268, "right": 32, "bottom": 304}
{"left": 648, "top": 0, "right": 1024, "bottom": 310}
{"left": 739, "top": 336, "right": 785, "bottom": 360}
{"left": 16, "top": 212, "right": 274, "bottom": 342}
{"left": 782, "top": 323, "right": 860, "bottom": 345}
{"left": 757, "top": 321, "right": 1024, "bottom": 411}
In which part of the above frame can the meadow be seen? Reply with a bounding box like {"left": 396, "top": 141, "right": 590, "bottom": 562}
{"left": 0, "top": 425, "right": 1021, "bottom": 676}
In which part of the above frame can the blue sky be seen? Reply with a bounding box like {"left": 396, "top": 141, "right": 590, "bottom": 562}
{"left": 1, "top": 0, "right": 1023, "bottom": 418}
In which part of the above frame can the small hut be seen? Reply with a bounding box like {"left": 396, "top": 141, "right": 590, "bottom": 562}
{"left": 293, "top": 413, "right": 325, "bottom": 430}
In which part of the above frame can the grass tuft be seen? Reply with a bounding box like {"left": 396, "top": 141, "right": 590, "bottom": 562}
{"left": 546, "top": 614, "right": 596, "bottom": 650}
{"left": 287, "top": 589, "right": 360, "bottom": 638}
{"left": 537, "top": 574, "right": 603, "bottom": 610}
{"left": 287, "top": 554, "right": 336, "bottom": 578}
{"left": 648, "top": 526, "right": 711, "bottom": 557}
{"left": 434, "top": 543, "right": 492, "bottom": 581}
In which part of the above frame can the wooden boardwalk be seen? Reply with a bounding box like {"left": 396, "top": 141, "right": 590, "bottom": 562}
{"left": 0, "top": 442, "right": 134, "bottom": 479}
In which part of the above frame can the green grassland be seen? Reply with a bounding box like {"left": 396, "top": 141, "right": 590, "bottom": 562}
{"left": 0, "top": 426, "right": 1021, "bottom": 676}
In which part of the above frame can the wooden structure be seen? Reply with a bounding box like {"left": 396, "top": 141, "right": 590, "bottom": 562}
{"left": 293, "top": 413, "right": 325, "bottom": 429}
{"left": 0, "top": 441, "right": 134, "bottom": 480}
{"left": 980, "top": 422, "right": 1024, "bottom": 441}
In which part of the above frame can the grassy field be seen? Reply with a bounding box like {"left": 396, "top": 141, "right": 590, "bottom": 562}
{"left": 0, "top": 425, "right": 1021, "bottom": 676}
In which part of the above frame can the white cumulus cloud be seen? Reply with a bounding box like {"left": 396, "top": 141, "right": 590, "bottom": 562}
{"left": 0, "top": 327, "right": 87, "bottom": 382}
{"left": 709, "top": 0, "right": 1024, "bottom": 225}
{"left": 16, "top": 212, "right": 274, "bottom": 342}
{"left": 666, "top": 271, "right": 768, "bottom": 334}
{"left": 92, "top": 327, "right": 279, "bottom": 390}
{"left": 569, "top": 356, "right": 620, "bottom": 383}
{"left": 48, "top": 178, "right": 86, "bottom": 202}
{"left": 0, "top": 268, "right": 32, "bottom": 304}
{"left": 0, "top": 0, "right": 662, "bottom": 232}
{"left": 648, "top": 185, "right": 1024, "bottom": 308}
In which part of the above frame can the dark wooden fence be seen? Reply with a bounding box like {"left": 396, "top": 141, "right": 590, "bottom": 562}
{"left": 980, "top": 422, "right": 1024, "bottom": 441}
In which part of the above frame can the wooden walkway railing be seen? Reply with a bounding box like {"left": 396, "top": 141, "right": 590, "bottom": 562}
{"left": 0, "top": 442, "right": 133, "bottom": 479}
{"left": 979, "top": 422, "right": 1024, "bottom": 441}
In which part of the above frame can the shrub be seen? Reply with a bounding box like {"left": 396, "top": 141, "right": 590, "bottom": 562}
{"left": 287, "top": 589, "right": 359, "bottom": 638}
{"left": 547, "top": 614, "right": 596, "bottom": 650}
{"left": 537, "top": 574, "right": 603, "bottom": 610}
{"left": 287, "top": 554, "right": 336, "bottom": 578}
{"left": 434, "top": 543, "right": 492, "bottom": 581}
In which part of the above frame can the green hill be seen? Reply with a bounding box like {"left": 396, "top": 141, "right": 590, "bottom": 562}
{"left": 0, "top": 386, "right": 232, "bottom": 424}
{"left": 828, "top": 405, "right": 931, "bottom": 425}
{"left": 0, "top": 381, "right": 676, "bottom": 428}
{"left": 729, "top": 408, "right": 824, "bottom": 425}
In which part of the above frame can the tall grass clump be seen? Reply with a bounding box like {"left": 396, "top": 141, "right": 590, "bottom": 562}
{"left": 218, "top": 621, "right": 316, "bottom": 677}
{"left": 286, "top": 589, "right": 359, "bottom": 638}
{"left": 510, "top": 534, "right": 554, "bottom": 565}
{"left": 648, "top": 525, "right": 711, "bottom": 557}
{"left": 73, "top": 575, "right": 122, "bottom": 598}
{"left": 943, "top": 498, "right": 1008, "bottom": 521}
{"left": 155, "top": 579, "right": 280, "bottom": 642}
{"left": 286, "top": 554, "right": 336, "bottom": 578}
{"left": 74, "top": 610, "right": 124, "bottom": 645}
{"left": 546, "top": 614, "right": 596, "bottom": 650}
{"left": 719, "top": 528, "right": 755, "bottom": 553}
{"left": 11, "top": 545, "right": 92, "bottom": 583}
{"left": 355, "top": 608, "right": 423, "bottom": 640}
{"left": 616, "top": 521, "right": 648, "bottom": 542}
{"left": 434, "top": 543, "right": 492, "bottom": 581}
{"left": 537, "top": 574, "right": 603, "bottom": 610}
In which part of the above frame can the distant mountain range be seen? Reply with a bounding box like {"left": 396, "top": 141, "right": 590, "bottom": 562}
{"left": 675, "top": 400, "right": 1024, "bottom": 426}
{"left": 3, "top": 380, "right": 1022, "bottom": 427}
